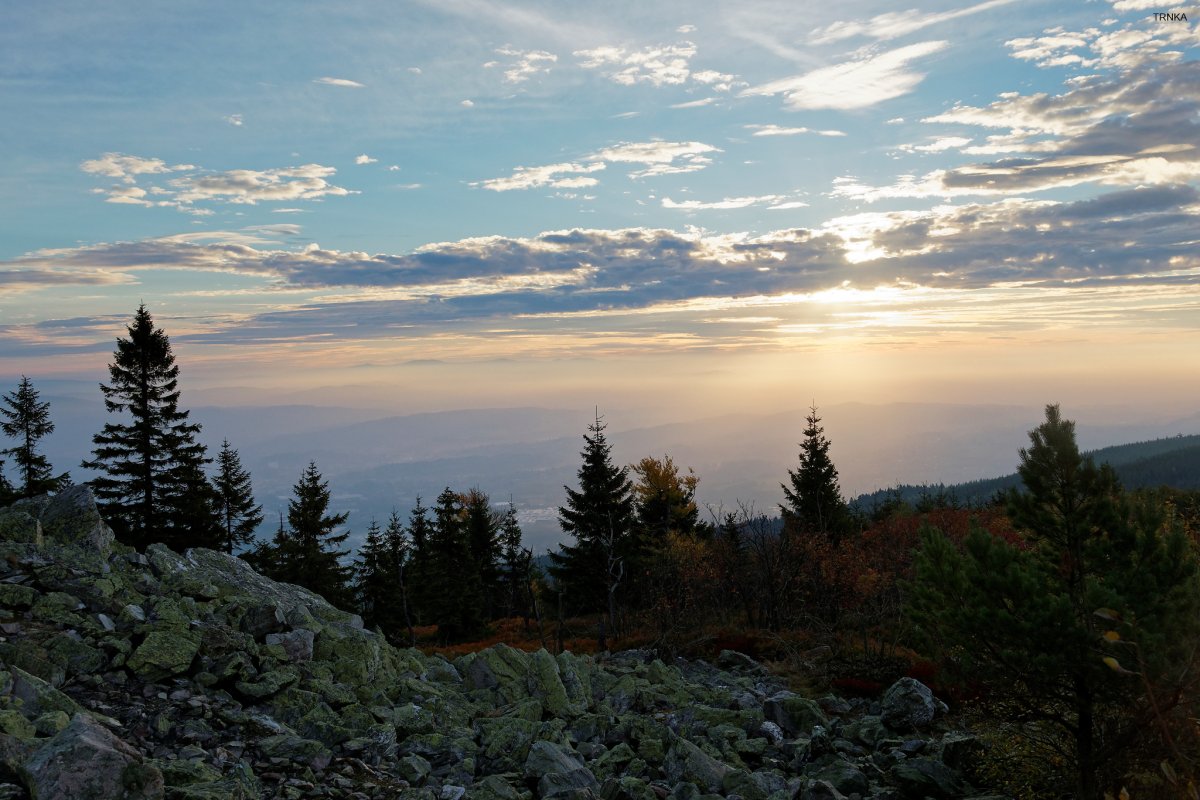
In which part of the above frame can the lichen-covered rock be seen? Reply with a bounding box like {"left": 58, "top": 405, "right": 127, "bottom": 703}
{"left": 663, "top": 736, "right": 731, "bottom": 792}
{"left": 37, "top": 486, "right": 115, "bottom": 558}
{"left": 20, "top": 713, "right": 164, "bottom": 800}
{"left": 6, "top": 665, "right": 82, "bottom": 717}
{"left": 264, "top": 628, "right": 315, "bottom": 662}
{"left": 880, "top": 678, "right": 937, "bottom": 731}
{"left": 764, "top": 691, "right": 829, "bottom": 737}
{"left": 127, "top": 629, "right": 200, "bottom": 680}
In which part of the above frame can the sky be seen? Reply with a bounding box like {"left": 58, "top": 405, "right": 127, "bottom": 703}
{"left": 2, "top": 0, "right": 1199, "bottom": 420}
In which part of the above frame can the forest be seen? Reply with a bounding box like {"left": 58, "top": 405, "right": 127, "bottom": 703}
{"left": 4, "top": 304, "right": 1200, "bottom": 799}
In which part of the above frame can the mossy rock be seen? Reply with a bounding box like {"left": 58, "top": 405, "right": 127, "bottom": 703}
{"left": 0, "top": 584, "right": 38, "bottom": 609}
{"left": 0, "top": 710, "right": 35, "bottom": 741}
{"left": 127, "top": 629, "right": 201, "bottom": 680}
{"left": 6, "top": 666, "right": 81, "bottom": 717}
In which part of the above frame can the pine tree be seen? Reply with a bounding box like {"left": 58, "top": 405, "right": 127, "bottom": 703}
{"left": 908, "top": 405, "right": 1200, "bottom": 796}
{"left": 383, "top": 509, "right": 415, "bottom": 645}
{"left": 82, "top": 305, "right": 215, "bottom": 550}
{"left": 498, "top": 502, "right": 527, "bottom": 619}
{"left": 353, "top": 518, "right": 390, "bottom": 631}
{"left": 781, "top": 405, "right": 850, "bottom": 542}
{"left": 549, "top": 413, "right": 636, "bottom": 621}
{"left": 1, "top": 376, "right": 62, "bottom": 497}
{"left": 273, "top": 461, "right": 352, "bottom": 607}
{"left": 417, "top": 488, "right": 482, "bottom": 642}
{"left": 211, "top": 439, "right": 264, "bottom": 553}
{"left": 405, "top": 497, "right": 434, "bottom": 626}
{"left": 462, "top": 488, "right": 502, "bottom": 619}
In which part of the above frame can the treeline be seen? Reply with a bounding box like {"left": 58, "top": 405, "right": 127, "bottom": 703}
{"left": 0, "top": 306, "right": 541, "bottom": 646}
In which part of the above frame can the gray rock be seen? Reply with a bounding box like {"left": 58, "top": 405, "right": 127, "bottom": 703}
{"left": 764, "top": 692, "right": 829, "bottom": 737}
{"left": 880, "top": 678, "right": 937, "bottom": 731}
{"left": 21, "top": 713, "right": 164, "bottom": 800}
{"left": 264, "top": 628, "right": 315, "bottom": 662}
{"left": 38, "top": 486, "right": 115, "bottom": 558}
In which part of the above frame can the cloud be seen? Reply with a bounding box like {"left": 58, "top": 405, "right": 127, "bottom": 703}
{"left": 475, "top": 162, "right": 606, "bottom": 192}
{"left": 576, "top": 42, "right": 696, "bottom": 86}
{"left": 7, "top": 185, "right": 1198, "bottom": 349}
{"left": 690, "top": 69, "right": 737, "bottom": 92}
{"left": 574, "top": 41, "right": 741, "bottom": 93}
{"left": 314, "top": 77, "right": 365, "bottom": 88}
{"left": 741, "top": 41, "right": 948, "bottom": 110}
{"left": 662, "top": 195, "right": 786, "bottom": 210}
{"left": 80, "top": 155, "right": 355, "bottom": 210}
{"left": 899, "top": 136, "right": 973, "bottom": 153}
{"left": 837, "top": 22, "right": 1200, "bottom": 200}
{"left": 461, "top": 99, "right": 475, "bottom": 108}
{"left": 355, "top": 154, "right": 378, "bottom": 165}
{"left": 224, "top": 114, "right": 244, "bottom": 127}
{"left": 478, "top": 140, "right": 719, "bottom": 190}
{"left": 80, "top": 153, "right": 193, "bottom": 184}
{"left": 491, "top": 46, "right": 558, "bottom": 83}
{"left": 810, "top": 0, "right": 1020, "bottom": 44}
{"left": 671, "top": 98, "right": 715, "bottom": 109}
{"left": 590, "top": 140, "right": 721, "bottom": 178}
{"left": 745, "top": 124, "right": 847, "bottom": 137}
{"left": 169, "top": 164, "right": 354, "bottom": 205}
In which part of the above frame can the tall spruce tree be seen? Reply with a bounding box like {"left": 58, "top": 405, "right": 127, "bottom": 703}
{"left": 274, "top": 461, "right": 352, "bottom": 607}
{"left": 353, "top": 518, "right": 391, "bottom": 631}
{"left": 908, "top": 405, "right": 1200, "bottom": 796}
{"left": 780, "top": 405, "right": 850, "bottom": 542}
{"left": 383, "top": 509, "right": 415, "bottom": 645}
{"left": 498, "top": 502, "right": 527, "bottom": 619}
{"left": 428, "top": 487, "right": 484, "bottom": 642}
{"left": 462, "top": 488, "right": 502, "bottom": 619}
{"left": 82, "top": 305, "right": 215, "bottom": 549}
{"left": 405, "top": 497, "right": 434, "bottom": 626}
{"left": 549, "top": 414, "right": 635, "bottom": 619}
{"left": 211, "top": 439, "right": 264, "bottom": 553}
{"left": 1, "top": 376, "right": 62, "bottom": 497}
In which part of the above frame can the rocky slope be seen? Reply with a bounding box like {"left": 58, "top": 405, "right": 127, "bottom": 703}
{"left": 0, "top": 488, "right": 1002, "bottom": 799}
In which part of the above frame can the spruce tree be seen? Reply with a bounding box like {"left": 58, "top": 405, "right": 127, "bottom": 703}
{"left": 428, "top": 487, "right": 484, "bottom": 642}
{"left": 383, "top": 509, "right": 415, "bottom": 645}
{"left": 549, "top": 414, "right": 635, "bottom": 619}
{"left": 405, "top": 497, "right": 434, "bottom": 626}
{"left": 82, "top": 305, "right": 214, "bottom": 550}
{"left": 1, "top": 376, "right": 62, "bottom": 497}
{"left": 908, "top": 405, "right": 1200, "bottom": 796}
{"left": 462, "top": 488, "right": 501, "bottom": 619}
{"left": 498, "top": 502, "right": 526, "bottom": 619}
{"left": 780, "top": 405, "right": 850, "bottom": 542}
{"left": 211, "top": 439, "right": 264, "bottom": 553}
{"left": 277, "top": 461, "right": 352, "bottom": 607}
{"left": 353, "top": 518, "right": 390, "bottom": 631}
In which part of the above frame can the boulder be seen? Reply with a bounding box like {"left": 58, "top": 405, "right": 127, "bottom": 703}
{"left": 880, "top": 678, "right": 937, "bottom": 731}
{"left": 126, "top": 629, "right": 200, "bottom": 680}
{"left": 37, "top": 486, "right": 115, "bottom": 558}
{"left": 20, "top": 714, "right": 164, "bottom": 800}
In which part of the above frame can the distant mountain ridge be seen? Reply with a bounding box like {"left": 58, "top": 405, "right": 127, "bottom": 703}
{"left": 852, "top": 434, "right": 1200, "bottom": 511}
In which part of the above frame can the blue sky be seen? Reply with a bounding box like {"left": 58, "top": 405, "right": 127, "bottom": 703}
{"left": 2, "top": 0, "right": 1198, "bottom": 416}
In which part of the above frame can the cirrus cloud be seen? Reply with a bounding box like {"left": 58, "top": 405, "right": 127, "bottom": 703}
{"left": 741, "top": 41, "right": 948, "bottom": 110}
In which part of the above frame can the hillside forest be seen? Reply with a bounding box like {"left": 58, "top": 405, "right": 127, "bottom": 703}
{"left": 4, "top": 305, "right": 1200, "bottom": 798}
